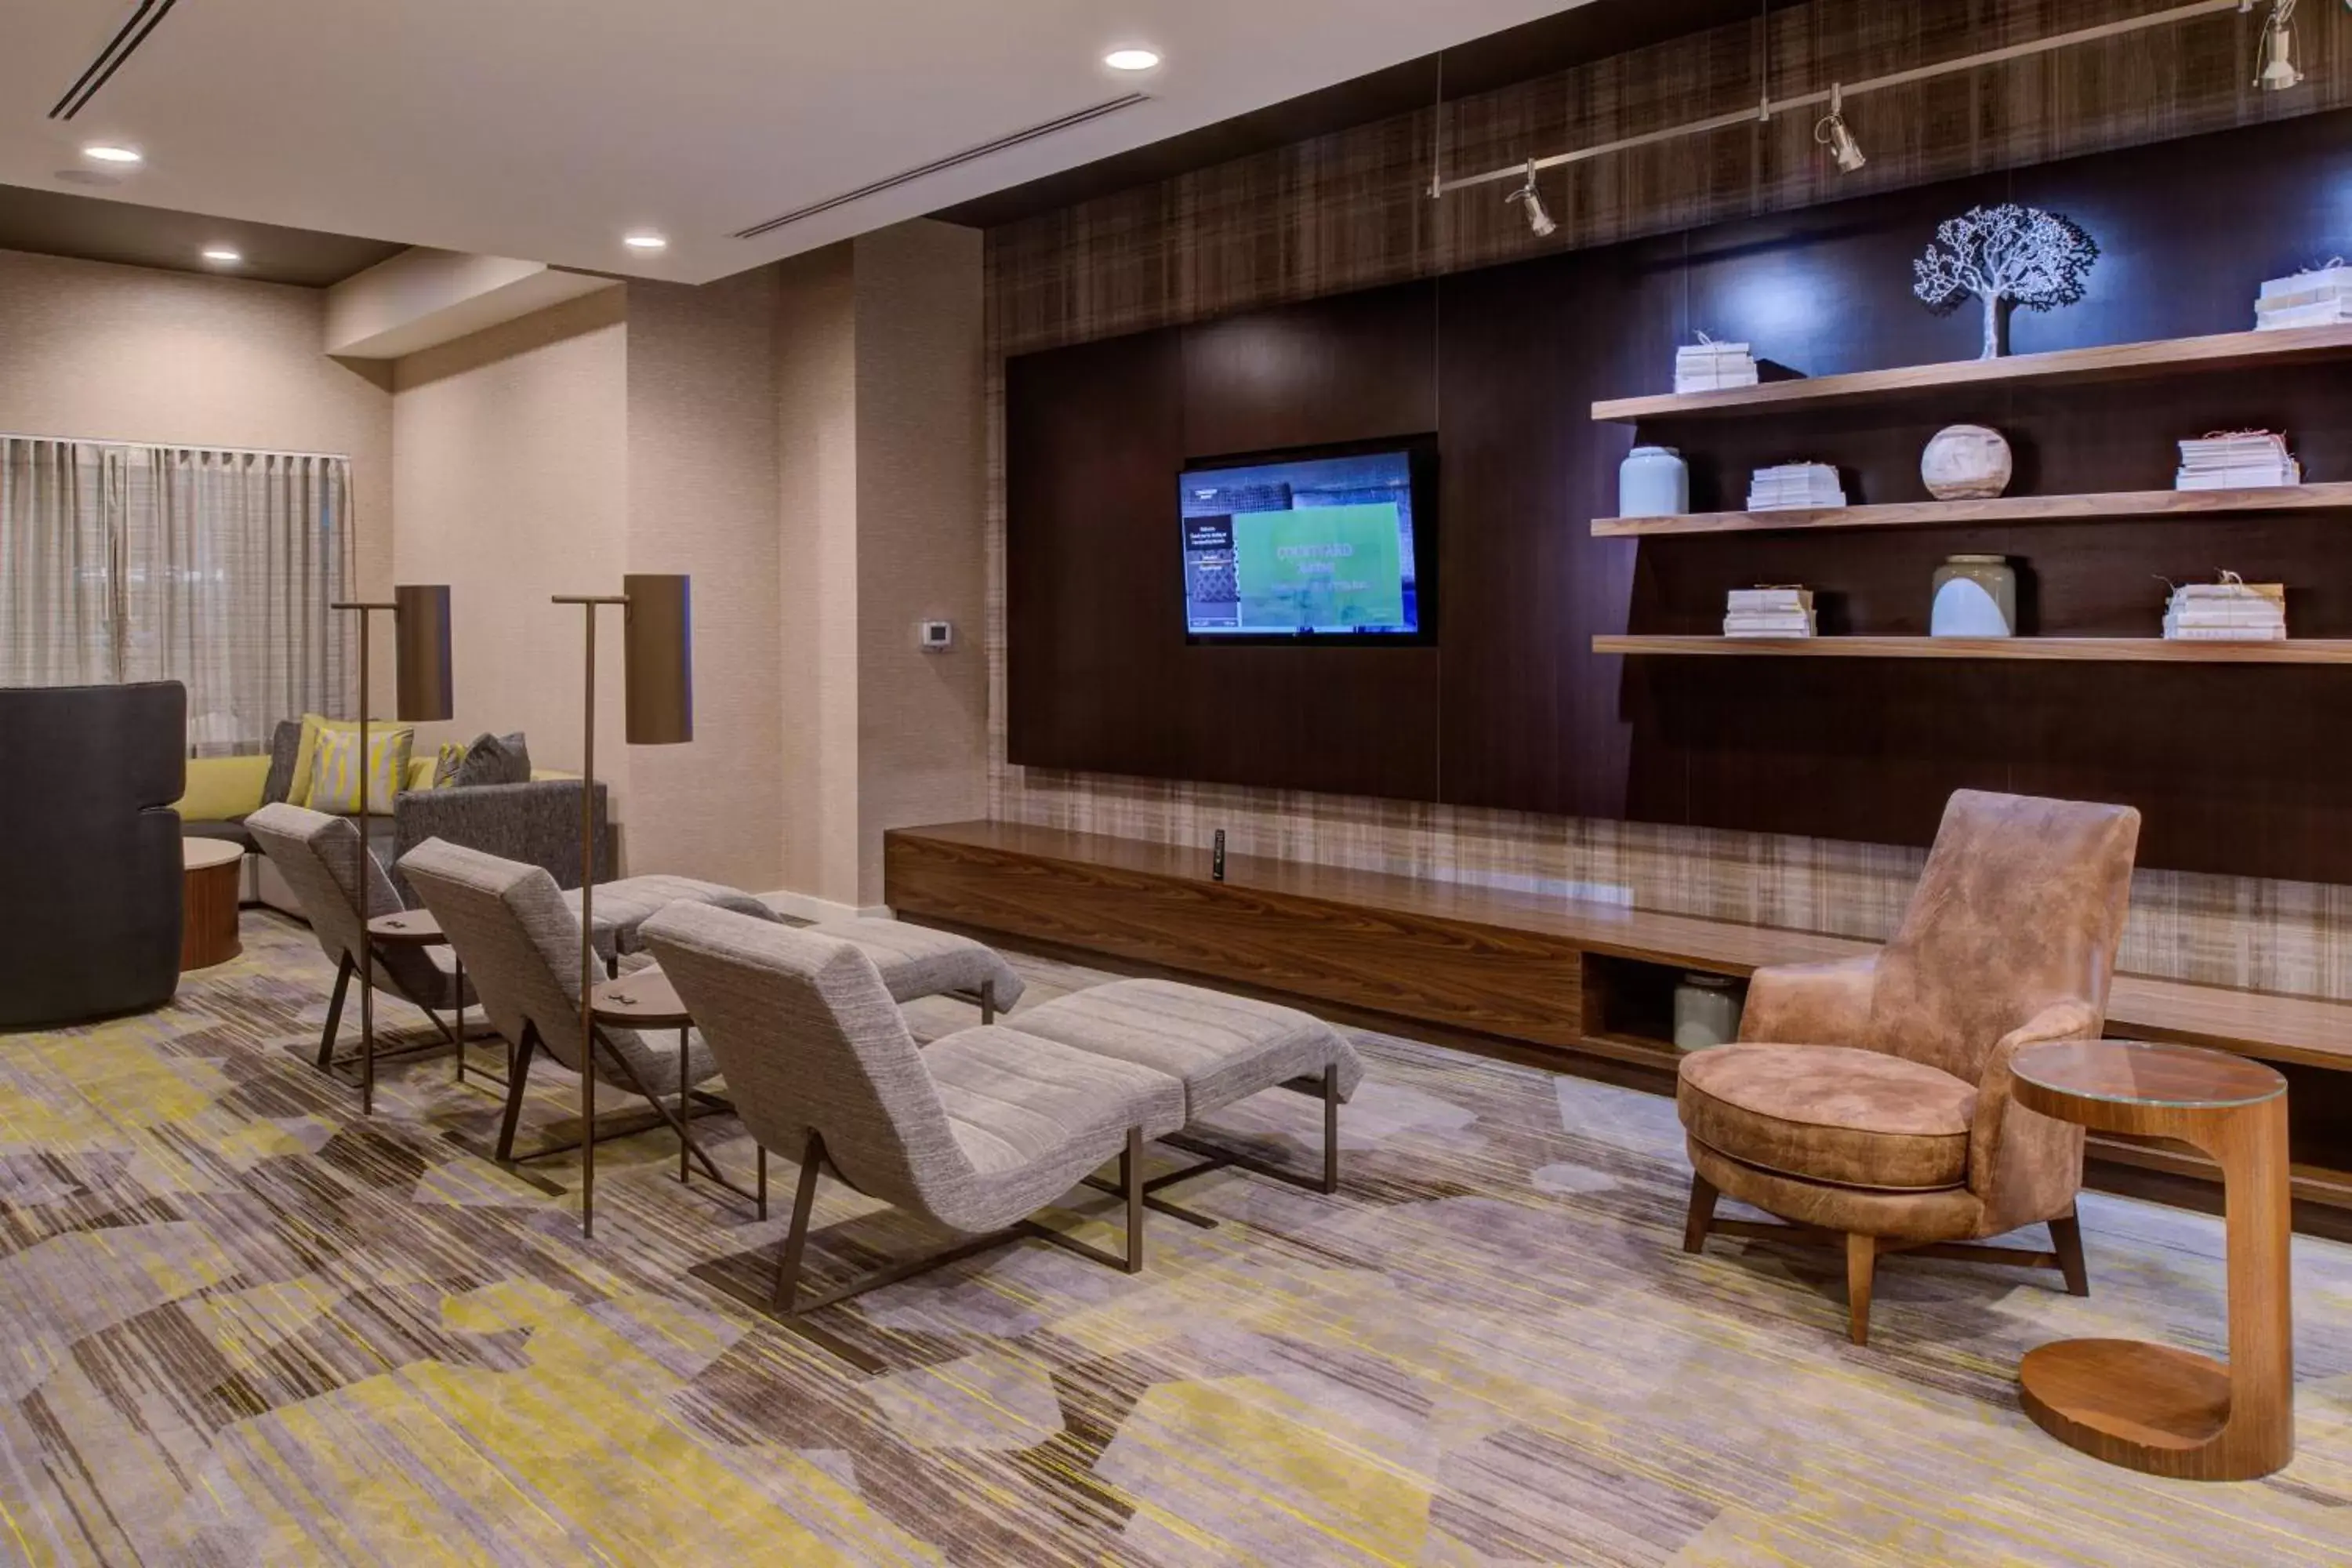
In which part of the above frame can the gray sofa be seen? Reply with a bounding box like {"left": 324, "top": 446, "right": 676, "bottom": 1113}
{"left": 182, "top": 720, "right": 613, "bottom": 918}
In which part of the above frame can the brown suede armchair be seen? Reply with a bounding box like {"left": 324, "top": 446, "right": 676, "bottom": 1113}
{"left": 1677, "top": 789, "right": 2141, "bottom": 1345}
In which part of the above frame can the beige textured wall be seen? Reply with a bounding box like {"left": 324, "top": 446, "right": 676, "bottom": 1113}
{"left": 0, "top": 245, "right": 394, "bottom": 691}
{"left": 775, "top": 245, "right": 864, "bottom": 906}
{"left": 624, "top": 270, "right": 785, "bottom": 888}
{"left": 853, "top": 220, "right": 988, "bottom": 903}
{"left": 390, "top": 290, "right": 631, "bottom": 815}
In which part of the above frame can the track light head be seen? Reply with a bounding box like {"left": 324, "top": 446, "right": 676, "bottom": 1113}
{"left": 1506, "top": 160, "right": 1556, "bottom": 238}
{"left": 1815, "top": 85, "right": 1867, "bottom": 174}
{"left": 2259, "top": 0, "right": 2304, "bottom": 90}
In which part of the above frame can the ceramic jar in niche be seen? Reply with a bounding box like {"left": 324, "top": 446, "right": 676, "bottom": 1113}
{"left": 1931, "top": 554, "right": 2018, "bottom": 637}
{"left": 1673, "top": 974, "right": 1744, "bottom": 1051}
{"left": 1618, "top": 445, "right": 1690, "bottom": 517}
{"left": 1920, "top": 423, "right": 2013, "bottom": 499}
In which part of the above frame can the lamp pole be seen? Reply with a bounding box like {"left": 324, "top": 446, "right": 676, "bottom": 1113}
{"left": 551, "top": 575, "right": 692, "bottom": 1239}
{"left": 328, "top": 586, "right": 453, "bottom": 1117}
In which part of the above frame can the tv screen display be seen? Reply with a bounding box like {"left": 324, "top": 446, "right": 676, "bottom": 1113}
{"left": 1179, "top": 441, "right": 1432, "bottom": 641}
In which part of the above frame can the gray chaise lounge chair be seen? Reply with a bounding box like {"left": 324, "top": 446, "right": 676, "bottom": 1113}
{"left": 641, "top": 903, "right": 1185, "bottom": 1315}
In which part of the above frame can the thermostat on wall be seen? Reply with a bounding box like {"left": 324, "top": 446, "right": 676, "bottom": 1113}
{"left": 918, "top": 620, "right": 954, "bottom": 653}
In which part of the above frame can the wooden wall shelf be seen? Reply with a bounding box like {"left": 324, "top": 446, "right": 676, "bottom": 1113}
{"left": 1591, "top": 322, "right": 2352, "bottom": 422}
{"left": 1592, "top": 483, "right": 2352, "bottom": 538}
{"left": 1594, "top": 635, "right": 2352, "bottom": 663}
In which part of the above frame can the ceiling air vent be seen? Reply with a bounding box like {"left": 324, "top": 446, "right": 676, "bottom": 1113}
{"left": 50, "top": 0, "right": 181, "bottom": 120}
{"left": 733, "top": 93, "right": 1149, "bottom": 239}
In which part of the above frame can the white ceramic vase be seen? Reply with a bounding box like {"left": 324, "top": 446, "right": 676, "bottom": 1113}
{"left": 1920, "top": 424, "right": 2013, "bottom": 500}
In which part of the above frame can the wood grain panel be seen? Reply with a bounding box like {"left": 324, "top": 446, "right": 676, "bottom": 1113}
{"left": 885, "top": 827, "right": 1585, "bottom": 1048}
{"left": 1006, "top": 288, "right": 1443, "bottom": 799}
{"left": 1181, "top": 281, "right": 1437, "bottom": 458}
{"left": 887, "top": 821, "right": 2352, "bottom": 1069}
{"left": 1004, "top": 111, "right": 2352, "bottom": 877}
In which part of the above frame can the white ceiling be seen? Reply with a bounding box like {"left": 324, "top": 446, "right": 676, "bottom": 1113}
{"left": 3, "top": 0, "right": 1584, "bottom": 285}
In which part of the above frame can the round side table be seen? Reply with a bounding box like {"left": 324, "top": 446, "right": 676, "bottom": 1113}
{"left": 365, "top": 910, "right": 484, "bottom": 1088}
{"left": 589, "top": 968, "right": 765, "bottom": 1216}
{"left": 180, "top": 838, "right": 245, "bottom": 971}
{"left": 2009, "top": 1038, "right": 2292, "bottom": 1481}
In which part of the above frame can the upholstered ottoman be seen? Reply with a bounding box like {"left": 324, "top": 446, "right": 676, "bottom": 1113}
{"left": 1009, "top": 979, "right": 1363, "bottom": 1206}
{"left": 808, "top": 917, "right": 1027, "bottom": 1020}
{"left": 562, "top": 876, "right": 778, "bottom": 961}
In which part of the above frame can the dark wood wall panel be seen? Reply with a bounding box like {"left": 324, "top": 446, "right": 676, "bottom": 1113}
{"left": 1008, "top": 284, "right": 1443, "bottom": 799}
{"left": 1006, "top": 111, "right": 2352, "bottom": 881}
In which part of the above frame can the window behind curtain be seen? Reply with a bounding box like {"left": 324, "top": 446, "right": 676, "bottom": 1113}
{"left": 0, "top": 436, "right": 354, "bottom": 754}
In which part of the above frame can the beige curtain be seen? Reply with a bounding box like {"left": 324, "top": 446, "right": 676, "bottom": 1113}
{"left": 0, "top": 439, "right": 117, "bottom": 686}
{"left": 0, "top": 436, "right": 354, "bottom": 754}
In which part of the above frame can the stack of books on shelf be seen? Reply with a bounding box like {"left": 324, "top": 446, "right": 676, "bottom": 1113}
{"left": 1675, "top": 339, "right": 1759, "bottom": 393}
{"left": 2176, "top": 431, "right": 2300, "bottom": 490}
{"left": 1747, "top": 463, "right": 1846, "bottom": 510}
{"left": 2254, "top": 263, "right": 2352, "bottom": 330}
{"left": 2164, "top": 575, "right": 2286, "bottom": 641}
{"left": 1724, "top": 586, "right": 1816, "bottom": 638}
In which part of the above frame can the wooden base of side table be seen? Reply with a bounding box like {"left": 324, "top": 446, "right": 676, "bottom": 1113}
{"left": 2020, "top": 1338, "right": 2245, "bottom": 1478}
{"left": 181, "top": 840, "right": 245, "bottom": 971}
{"left": 2009, "top": 1040, "right": 2294, "bottom": 1483}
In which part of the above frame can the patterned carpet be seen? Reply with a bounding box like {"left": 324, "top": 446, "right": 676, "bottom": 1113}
{"left": 1, "top": 910, "right": 2349, "bottom": 1565}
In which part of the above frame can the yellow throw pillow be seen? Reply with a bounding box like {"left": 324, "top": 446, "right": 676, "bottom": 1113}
{"left": 286, "top": 713, "right": 329, "bottom": 807}
{"left": 306, "top": 725, "right": 416, "bottom": 815}
{"left": 174, "top": 754, "right": 273, "bottom": 822}
{"left": 431, "top": 740, "right": 470, "bottom": 788}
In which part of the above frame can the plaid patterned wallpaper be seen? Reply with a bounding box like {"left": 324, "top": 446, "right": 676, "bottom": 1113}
{"left": 982, "top": 0, "right": 2352, "bottom": 1000}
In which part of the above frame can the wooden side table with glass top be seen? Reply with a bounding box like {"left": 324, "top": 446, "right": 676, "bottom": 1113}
{"left": 2009, "top": 1038, "right": 2292, "bottom": 1481}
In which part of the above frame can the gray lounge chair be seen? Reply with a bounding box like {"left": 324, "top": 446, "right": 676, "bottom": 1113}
{"left": 399, "top": 838, "right": 742, "bottom": 1231}
{"left": 246, "top": 802, "right": 475, "bottom": 1079}
{"left": 640, "top": 903, "right": 1185, "bottom": 1316}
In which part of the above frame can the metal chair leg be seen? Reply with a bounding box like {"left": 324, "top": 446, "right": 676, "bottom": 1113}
{"left": 1322, "top": 1063, "right": 1341, "bottom": 1194}
{"left": 775, "top": 1131, "right": 826, "bottom": 1313}
{"left": 1124, "top": 1127, "right": 1145, "bottom": 1272}
{"left": 316, "top": 954, "right": 354, "bottom": 1069}
{"left": 494, "top": 1028, "right": 539, "bottom": 1163}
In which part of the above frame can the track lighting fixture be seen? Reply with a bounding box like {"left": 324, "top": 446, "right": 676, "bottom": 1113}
{"left": 1506, "top": 160, "right": 1557, "bottom": 238}
{"left": 2258, "top": 0, "right": 2303, "bottom": 91}
{"left": 1814, "top": 85, "right": 1867, "bottom": 173}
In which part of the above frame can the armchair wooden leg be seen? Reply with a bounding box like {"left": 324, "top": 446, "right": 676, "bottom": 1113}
{"left": 2050, "top": 1208, "right": 2090, "bottom": 1297}
{"left": 1682, "top": 1174, "right": 1719, "bottom": 1254}
{"left": 1846, "top": 1232, "right": 1878, "bottom": 1346}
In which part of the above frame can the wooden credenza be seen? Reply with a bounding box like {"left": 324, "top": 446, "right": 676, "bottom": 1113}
{"left": 885, "top": 820, "right": 2352, "bottom": 1227}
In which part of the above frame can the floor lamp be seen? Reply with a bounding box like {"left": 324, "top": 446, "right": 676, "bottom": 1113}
{"left": 328, "top": 585, "right": 454, "bottom": 1116}
{"left": 552, "top": 574, "right": 692, "bottom": 1237}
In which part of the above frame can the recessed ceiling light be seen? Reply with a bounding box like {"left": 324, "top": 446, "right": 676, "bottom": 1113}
{"left": 1104, "top": 48, "right": 1161, "bottom": 71}
{"left": 201, "top": 247, "right": 242, "bottom": 264}
{"left": 622, "top": 232, "right": 668, "bottom": 252}
{"left": 82, "top": 144, "right": 143, "bottom": 165}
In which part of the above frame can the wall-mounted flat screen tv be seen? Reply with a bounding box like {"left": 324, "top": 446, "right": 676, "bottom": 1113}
{"left": 1179, "top": 437, "right": 1435, "bottom": 643}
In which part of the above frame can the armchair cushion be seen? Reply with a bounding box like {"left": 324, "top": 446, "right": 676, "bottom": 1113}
{"left": 1679, "top": 1042, "right": 1976, "bottom": 1192}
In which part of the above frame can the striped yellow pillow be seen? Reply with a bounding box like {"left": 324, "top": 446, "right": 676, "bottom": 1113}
{"left": 306, "top": 725, "right": 416, "bottom": 815}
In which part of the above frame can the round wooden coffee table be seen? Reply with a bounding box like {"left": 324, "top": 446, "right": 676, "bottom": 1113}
{"left": 180, "top": 838, "right": 245, "bottom": 971}
{"left": 2009, "top": 1038, "right": 2292, "bottom": 1480}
